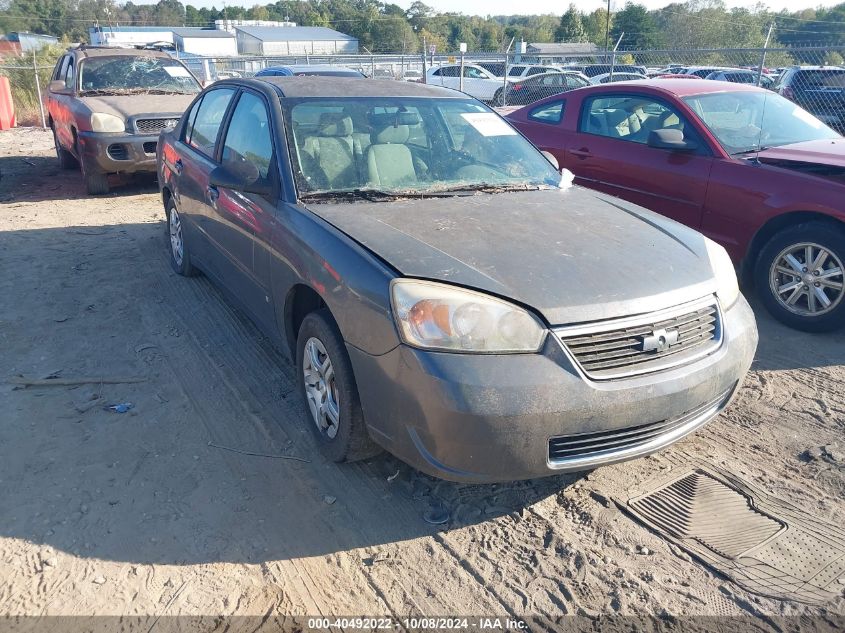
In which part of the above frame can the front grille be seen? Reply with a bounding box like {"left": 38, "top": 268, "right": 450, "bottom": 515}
{"left": 107, "top": 144, "right": 129, "bottom": 160}
{"left": 548, "top": 385, "right": 735, "bottom": 463}
{"left": 135, "top": 118, "right": 179, "bottom": 134}
{"left": 556, "top": 299, "right": 721, "bottom": 379}
{"left": 143, "top": 141, "right": 157, "bottom": 155}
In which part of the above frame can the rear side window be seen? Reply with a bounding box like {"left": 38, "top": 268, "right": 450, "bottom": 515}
{"left": 64, "top": 58, "right": 75, "bottom": 90}
{"left": 187, "top": 88, "right": 235, "bottom": 157}
{"left": 181, "top": 98, "right": 203, "bottom": 144}
{"left": 528, "top": 101, "right": 565, "bottom": 124}
{"left": 509, "top": 66, "right": 525, "bottom": 77}
{"left": 528, "top": 67, "right": 547, "bottom": 76}
{"left": 794, "top": 70, "right": 845, "bottom": 89}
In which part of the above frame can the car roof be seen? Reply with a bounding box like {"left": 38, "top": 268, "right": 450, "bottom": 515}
{"left": 71, "top": 46, "right": 172, "bottom": 59}
{"left": 252, "top": 76, "right": 465, "bottom": 99}
{"left": 598, "top": 78, "right": 767, "bottom": 96}
{"left": 264, "top": 64, "right": 360, "bottom": 73}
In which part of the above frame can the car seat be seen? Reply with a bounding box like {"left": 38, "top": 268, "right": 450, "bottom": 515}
{"left": 301, "top": 113, "right": 357, "bottom": 190}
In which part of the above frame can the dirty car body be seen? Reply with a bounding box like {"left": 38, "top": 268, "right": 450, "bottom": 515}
{"left": 46, "top": 47, "right": 201, "bottom": 194}
{"left": 157, "top": 77, "right": 757, "bottom": 483}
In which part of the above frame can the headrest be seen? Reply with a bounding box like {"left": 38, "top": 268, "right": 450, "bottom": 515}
{"left": 372, "top": 124, "right": 410, "bottom": 144}
{"left": 369, "top": 111, "right": 421, "bottom": 128}
{"left": 603, "top": 109, "right": 629, "bottom": 126}
{"left": 318, "top": 112, "right": 353, "bottom": 137}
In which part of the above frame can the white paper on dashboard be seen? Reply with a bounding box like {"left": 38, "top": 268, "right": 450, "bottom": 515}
{"left": 164, "top": 66, "right": 192, "bottom": 78}
{"left": 460, "top": 112, "right": 517, "bottom": 136}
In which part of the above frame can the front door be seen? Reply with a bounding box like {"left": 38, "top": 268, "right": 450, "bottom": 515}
{"left": 568, "top": 93, "right": 714, "bottom": 229}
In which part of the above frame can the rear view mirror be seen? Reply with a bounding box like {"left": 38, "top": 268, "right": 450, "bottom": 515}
{"left": 48, "top": 79, "right": 69, "bottom": 94}
{"left": 541, "top": 150, "right": 560, "bottom": 170}
{"left": 647, "top": 128, "right": 698, "bottom": 152}
{"left": 210, "top": 164, "right": 272, "bottom": 197}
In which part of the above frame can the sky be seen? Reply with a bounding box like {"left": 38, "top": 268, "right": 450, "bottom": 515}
{"left": 168, "top": 0, "right": 844, "bottom": 14}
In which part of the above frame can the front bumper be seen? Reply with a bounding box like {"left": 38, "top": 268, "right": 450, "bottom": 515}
{"left": 348, "top": 296, "right": 758, "bottom": 483}
{"left": 77, "top": 130, "right": 161, "bottom": 174}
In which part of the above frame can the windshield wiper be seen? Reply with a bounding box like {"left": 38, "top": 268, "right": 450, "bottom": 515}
{"left": 299, "top": 188, "right": 405, "bottom": 202}
{"left": 731, "top": 146, "right": 771, "bottom": 156}
{"left": 424, "top": 183, "right": 549, "bottom": 196}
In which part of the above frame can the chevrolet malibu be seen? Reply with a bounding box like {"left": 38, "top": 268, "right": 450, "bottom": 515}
{"left": 157, "top": 77, "right": 757, "bottom": 483}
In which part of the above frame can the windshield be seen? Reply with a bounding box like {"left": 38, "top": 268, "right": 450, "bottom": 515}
{"left": 284, "top": 97, "right": 561, "bottom": 197}
{"left": 683, "top": 91, "right": 840, "bottom": 154}
{"left": 78, "top": 56, "right": 201, "bottom": 95}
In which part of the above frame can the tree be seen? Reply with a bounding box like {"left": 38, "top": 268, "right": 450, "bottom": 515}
{"left": 554, "top": 4, "right": 586, "bottom": 43}
{"left": 610, "top": 3, "right": 662, "bottom": 50}
{"left": 583, "top": 8, "right": 612, "bottom": 47}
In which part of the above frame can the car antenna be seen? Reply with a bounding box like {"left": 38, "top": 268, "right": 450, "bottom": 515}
{"left": 754, "top": 92, "right": 769, "bottom": 164}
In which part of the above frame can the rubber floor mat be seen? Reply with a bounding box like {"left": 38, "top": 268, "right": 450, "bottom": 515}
{"left": 624, "top": 464, "right": 845, "bottom": 604}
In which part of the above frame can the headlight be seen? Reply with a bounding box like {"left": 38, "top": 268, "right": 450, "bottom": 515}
{"left": 90, "top": 112, "right": 125, "bottom": 133}
{"left": 390, "top": 279, "right": 546, "bottom": 353}
{"left": 705, "top": 237, "right": 740, "bottom": 309}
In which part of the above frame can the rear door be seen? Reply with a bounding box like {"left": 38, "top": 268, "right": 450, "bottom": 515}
{"left": 211, "top": 88, "right": 279, "bottom": 329}
{"left": 568, "top": 92, "right": 714, "bottom": 229}
{"left": 172, "top": 87, "right": 237, "bottom": 273}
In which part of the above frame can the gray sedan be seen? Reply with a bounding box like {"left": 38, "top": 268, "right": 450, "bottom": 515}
{"left": 157, "top": 77, "right": 757, "bottom": 483}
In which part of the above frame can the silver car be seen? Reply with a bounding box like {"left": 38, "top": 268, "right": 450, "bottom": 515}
{"left": 157, "top": 77, "right": 758, "bottom": 483}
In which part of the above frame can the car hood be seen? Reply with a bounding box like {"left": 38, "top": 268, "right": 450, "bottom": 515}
{"left": 79, "top": 94, "right": 196, "bottom": 119}
{"left": 756, "top": 139, "right": 845, "bottom": 168}
{"left": 308, "top": 187, "right": 719, "bottom": 326}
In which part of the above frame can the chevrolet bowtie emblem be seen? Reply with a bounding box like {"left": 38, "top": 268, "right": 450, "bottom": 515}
{"left": 642, "top": 328, "right": 679, "bottom": 353}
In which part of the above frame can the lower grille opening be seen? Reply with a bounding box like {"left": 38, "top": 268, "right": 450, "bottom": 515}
{"left": 143, "top": 141, "right": 157, "bottom": 155}
{"left": 548, "top": 385, "right": 735, "bottom": 463}
{"left": 107, "top": 144, "right": 129, "bottom": 160}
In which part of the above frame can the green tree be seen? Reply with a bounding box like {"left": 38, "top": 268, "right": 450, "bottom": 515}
{"left": 610, "top": 3, "right": 662, "bottom": 50}
{"left": 555, "top": 4, "right": 586, "bottom": 43}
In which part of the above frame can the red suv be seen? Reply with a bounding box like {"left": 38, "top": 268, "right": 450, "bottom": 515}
{"left": 508, "top": 79, "right": 845, "bottom": 331}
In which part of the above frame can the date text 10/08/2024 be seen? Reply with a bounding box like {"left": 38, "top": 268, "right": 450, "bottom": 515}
{"left": 306, "top": 618, "right": 528, "bottom": 630}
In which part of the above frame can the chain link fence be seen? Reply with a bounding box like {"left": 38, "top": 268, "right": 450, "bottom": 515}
{"left": 2, "top": 45, "right": 844, "bottom": 129}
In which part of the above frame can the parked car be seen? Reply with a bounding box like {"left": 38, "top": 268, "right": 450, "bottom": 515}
{"left": 425, "top": 63, "right": 502, "bottom": 102}
{"left": 683, "top": 66, "right": 737, "bottom": 78}
{"left": 582, "top": 64, "right": 647, "bottom": 78}
{"left": 507, "top": 79, "right": 845, "bottom": 331}
{"left": 475, "top": 62, "right": 561, "bottom": 80}
{"left": 400, "top": 69, "right": 423, "bottom": 82}
{"left": 589, "top": 72, "right": 646, "bottom": 85}
{"left": 46, "top": 46, "right": 201, "bottom": 194}
{"left": 774, "top": 66, "right": 845, "bottom": 133}
{"left": 502, "top": 71, "right": 589, "bottom": 106}
{"left": 706, "top": 69, "right": 774, "bottom": 89}
{"left": 254, "top": 65, "right": 365, "bottom": 78}
{"left": 157, "top": 76, "right": 756, "bottom": 482}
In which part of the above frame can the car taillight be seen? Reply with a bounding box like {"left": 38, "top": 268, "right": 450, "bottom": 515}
{"left": 513, "top": 84, "right": 523, "bottom": 91}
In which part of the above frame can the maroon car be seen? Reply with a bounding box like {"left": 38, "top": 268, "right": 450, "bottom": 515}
{"left": 507, "top": 79, "right": 845, "bottom": 332}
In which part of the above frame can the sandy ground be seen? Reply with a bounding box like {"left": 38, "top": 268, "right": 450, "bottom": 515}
{"left": 1, "top": 127, "right": 844, "bottom": 625}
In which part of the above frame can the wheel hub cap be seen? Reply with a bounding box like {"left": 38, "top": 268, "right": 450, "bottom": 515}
{"left": 302, "top": 337, "right": 340, "bottom": 439}
{"left": 169, "top": 210, "right": 183, "bottom": 266}
{"left": 769, "top": 242, "right": 844, "bottom": 317}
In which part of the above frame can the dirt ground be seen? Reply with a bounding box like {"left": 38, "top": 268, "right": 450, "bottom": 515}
{"left": 1, "top": 127, "right": 844, "bottom": 626}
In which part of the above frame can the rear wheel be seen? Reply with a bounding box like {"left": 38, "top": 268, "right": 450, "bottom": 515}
{"left": 296, "top": 309, "right": 380, "bottom": 463}
{"left": 166, "top": 198, "right": 197, "bottom": 277}
{"left": 492, "top": 88, "right": 504, "bottom": 107}
{"left": 52, "top": 127, "right": 77, "bottom": 170}
{"left": 81, "top": 155, "right": 109, "bottom": 195}
{"left": 754, "top": 222, "right": 845, "bottom": 332}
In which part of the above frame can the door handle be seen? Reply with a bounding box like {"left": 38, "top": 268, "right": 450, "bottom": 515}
{"left": 206, "top": 185, "right": 219, "bottom": 203}
{"left": 174, "top": 158, "right": 183, "bottom": 175}
{"left": 570, "top": 148, "right": 591, "bottom": 159}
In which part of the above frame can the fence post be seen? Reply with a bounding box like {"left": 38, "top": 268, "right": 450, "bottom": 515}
{"left": 757, "top": 24, "right": 774, "bottom": 87}
{"left": 502, "top": 52, "right": 509, "bottom": 107}
{"left": 459, "top": 51, "right": 464, "bottom": 93}
{"left": 33, "top": 50, "right": 46, "bottom": 129}
{"left": 371, "top": 55, "right": 375, "bottom": 78}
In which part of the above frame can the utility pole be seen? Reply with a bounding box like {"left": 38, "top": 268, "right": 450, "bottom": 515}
{"left": 757, "top": 23, "right": 774, "bottom": 87}
{"left": 604, "top": 0, "right": 611, "bottom": 62}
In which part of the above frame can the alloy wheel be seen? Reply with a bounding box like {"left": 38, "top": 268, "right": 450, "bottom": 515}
{"left": 769, "top": 242, "right": 844, "bottom": 317}
{"left": 169, "top": 208, "right": 184, "bottom": 267}
{"left": 302, "top": 336, "right": 340, "bottom": 439}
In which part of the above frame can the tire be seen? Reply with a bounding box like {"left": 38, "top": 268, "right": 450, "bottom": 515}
{"left": 492, "top": 88, "right": 504, "bottom": 107}
{"left": 296, "top": 309, "right": 380, "bottom": 463}
{"left": 52, "top": 127, "right": 77, "bottom": 170}
{"left": 81, "top": 155, "right": 109, "bottom": 195}
{"left": 754, "top": 221, "right": 845, "bottom": 332}
{"left": 165, "top": 199, "right": 197, "bottom": 277}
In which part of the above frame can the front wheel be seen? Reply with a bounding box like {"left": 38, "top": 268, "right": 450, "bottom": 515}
{"left": 296, "top": 310, "right": 380, "bottom": 463}
{"left": 492, "top": 88, "right": 504, "bottom": 107}
{"left": 81, "top": 155, "right": 109, "bottom": 195}
{"left": 754, "top": 222, "right": 845, "bottom": 332}
{"left": 53, "top": 127, "right": 77, "bottom": 170}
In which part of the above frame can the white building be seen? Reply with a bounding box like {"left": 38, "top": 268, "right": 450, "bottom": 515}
{"left": 172, "top": 28, "right": 237, "bottom": 56}
{"left": 215, "top": 19, "right": 296, "bottom": 35}
{"left": 89, "top": 26, "right": 175, "bottom": 48}
{"left": 235, "top": 26, "right": 358, "bottom": 56}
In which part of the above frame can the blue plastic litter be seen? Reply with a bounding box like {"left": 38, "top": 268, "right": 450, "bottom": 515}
{"left": 107, "top": 403, "right": 134, "bottom": 413}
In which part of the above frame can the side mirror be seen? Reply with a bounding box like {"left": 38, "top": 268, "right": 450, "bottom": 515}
{"left": 541, "top": 150, "right": 560, "bottom": 170}
{"left": 647, "top": 128, "right": 698, "bottom": 151}
{"left": 209, "top": 163, "right": 272, "bottom": 197}
{"left": 48, "top": 79, "right": 69, "bottom": 94}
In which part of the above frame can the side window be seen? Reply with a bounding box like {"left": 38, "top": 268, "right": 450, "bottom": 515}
{"left": 181, "top": 97, "right": 203, "bottom": 144}
{"left": 508, "top": 66, "right": 524, "bottom": 77}
{"left": 580, "top": 95, "right": 691, "bottom": 144}
{"left": 528, "top": 100, "right": 565, "bottom": 124}
{"left": 464, "top": 67, "right": 484, "bottom": 79}
{"left": 431, "top": 68, "right": 441, "bottom": 77}
{"left": 64, "top": 58, "right": 75, "bottom": 90}
{"left": 442, "top": 66, "right": 459, "bottom": 77}
{"left": 529, "top": 67, "right": 546, "bottom": 76}
{"left": 566, "top": 75, "right": 588, "bottom": 89}
{"left": 221, "top": 91, "right": 274, "bottom": 182}
{"left": 53, "top": 56, "right": 68, "bottom": 81}
{"left": 187, "top": 88, "right": 235, "bottom": 157}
